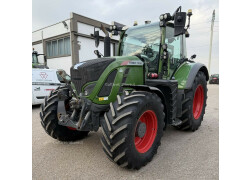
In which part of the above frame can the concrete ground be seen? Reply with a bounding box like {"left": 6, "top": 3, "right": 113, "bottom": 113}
{"left": 32, "top": 84, "right": 219, "bottom": 180}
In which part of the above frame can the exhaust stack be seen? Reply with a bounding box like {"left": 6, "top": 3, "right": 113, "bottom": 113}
{"left": 100, "top": 24, "right": 111, "bottom": 57}
{"left": 104, "top": 36, "right": 111, "bottom": 57}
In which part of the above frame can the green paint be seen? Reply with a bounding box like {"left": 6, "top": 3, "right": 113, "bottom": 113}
{"left": 81, "top": 56, "right": 144, "bottom": 105}
{"left": 158, "top": 27, "right": 166, "bottom": 76}
{"left": 174, "top": 62, "right": 195, "bottom": 89}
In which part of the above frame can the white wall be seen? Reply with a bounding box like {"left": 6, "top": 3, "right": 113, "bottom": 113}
{"left": 32, "top": 18, "right": 119, "bottom": 73}
{"left": 32, "top": 43, "right": 44, "bottom": 63}
{"left": 32, "top": 20, "right": 72, "bottom": 73}
{"left": 32, "top": 20, "right": 70, "bottom": 42}
{"left": 78, "top": 36, "right": 114, "bottom": 62}
{"left": 47, "top": 56, "right": 72, "bottom": 74}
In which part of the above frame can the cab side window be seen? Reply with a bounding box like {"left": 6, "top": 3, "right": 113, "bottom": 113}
{"left": 165, "top": 27, "right": 185, "bottom": 69}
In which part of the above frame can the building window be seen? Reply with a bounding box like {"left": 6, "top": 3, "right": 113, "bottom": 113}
{"left": 46, "top": 37, "right": 71, "bottom": 58}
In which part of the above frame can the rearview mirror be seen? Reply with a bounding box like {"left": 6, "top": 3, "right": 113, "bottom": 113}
{"left": 94, "top": 50, "right": 102, "bottom": 58}
{"left": 94, "top": 28, "right": 100, "bottom": 48}
{"left": 191, "top": 54, "right": 196, "bottom": 59}
{"left": 174, "top": 12, "right": 186, "bottom": 36}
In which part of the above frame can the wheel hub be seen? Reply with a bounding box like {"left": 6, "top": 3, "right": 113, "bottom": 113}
{"left": 134, "top": 110, "right": 158, "bottom": 153}
{"left": 136, "top": 122, "right": 147, "bottom": 138}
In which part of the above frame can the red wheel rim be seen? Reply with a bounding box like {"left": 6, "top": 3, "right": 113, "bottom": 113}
{"left": 134, "top": 110, "right": 158, "bottom": 153}
{"left": 193, "top": 85, "right": 204, "bottom": 119}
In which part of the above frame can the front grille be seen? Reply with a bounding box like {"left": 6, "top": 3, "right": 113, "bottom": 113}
{"left": 71, "top": 58, "right": 115, "bottom": 94}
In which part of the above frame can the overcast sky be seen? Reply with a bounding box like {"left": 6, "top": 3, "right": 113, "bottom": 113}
{"left": 32, "top": 0, "right": 219, "bottom": 74}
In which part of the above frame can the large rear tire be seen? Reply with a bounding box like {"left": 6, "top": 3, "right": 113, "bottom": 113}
{"left": 40, "top": 87, "right": 89, "bottom": 141}
{"left": 100, "top": 91, "right": 165, "bottom": 169}
{"left": 176, "top": 71, "right": 207, "bottom": 131}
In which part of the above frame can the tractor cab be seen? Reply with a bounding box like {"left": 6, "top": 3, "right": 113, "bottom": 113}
{"left": 32, "top": 51, "right": 39, "bottom": 64}
{"left": 119, "top": 22, "right": 187, "bottom": 79}
{"left": 32, "top": 50, "right": 48, "bottom": 69}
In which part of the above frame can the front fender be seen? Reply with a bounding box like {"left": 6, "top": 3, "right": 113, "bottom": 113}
{"left": 174, "top": 62, "right": 209, "bottom": 89}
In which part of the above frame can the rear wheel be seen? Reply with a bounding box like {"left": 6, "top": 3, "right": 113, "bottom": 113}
{"left": 100, "top": 91, "right": 165, "bottom": 169}
{"left": 176, "top": 71, "right": 207, "bottom": 131}
{"left": 40, "top": 87, "right": 89, "bottom": 141}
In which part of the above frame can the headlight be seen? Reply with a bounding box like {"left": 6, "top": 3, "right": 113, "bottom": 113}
{"left": 159, "top": 15, "right": 164, "bottom": 20}
{"left": 164, "top": 14, "right": 167, "bottom": 19}
{"left": 110, "top": 25, "right": 113, "bottom": 30}
{"left": 83, "top": 83, "right": 96, "bottom": 96}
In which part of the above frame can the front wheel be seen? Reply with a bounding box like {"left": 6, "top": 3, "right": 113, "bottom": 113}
{"left": 100, "top": 91, "right": 165, "bottom": 169}
{"left": 40, "top": 87, "right": 89, "bottom": 141}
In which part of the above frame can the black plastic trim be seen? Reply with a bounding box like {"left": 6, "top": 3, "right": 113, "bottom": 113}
{"left": 98, "top": 70, "right": 117, "bottom": 97}
{"left": 118, "top": 68, "right": 130, "bottom": 93}
{"left": 185, "top": 63, "right": 209, "bottom": 89}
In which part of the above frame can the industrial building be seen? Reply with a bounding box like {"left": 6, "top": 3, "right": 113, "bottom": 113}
{"left": 32, "top": 13, "right": 120, "bottom": 73}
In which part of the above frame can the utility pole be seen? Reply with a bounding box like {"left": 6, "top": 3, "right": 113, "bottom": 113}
{"left": 208, "top": 10, "right": 215, "bottom": 74}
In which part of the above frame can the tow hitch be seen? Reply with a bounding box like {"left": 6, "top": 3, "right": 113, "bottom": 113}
{"left": 57, "top": 89, "right": 92, "bottom": 131}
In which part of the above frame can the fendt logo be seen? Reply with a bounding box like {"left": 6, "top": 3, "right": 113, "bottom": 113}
{"left": 40, "top": 72, "right": 48, "bottom": 79}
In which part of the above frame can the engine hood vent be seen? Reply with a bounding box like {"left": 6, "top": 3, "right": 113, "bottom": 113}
{"left": 70, "top": 58, "right": 115, "bottom": 94}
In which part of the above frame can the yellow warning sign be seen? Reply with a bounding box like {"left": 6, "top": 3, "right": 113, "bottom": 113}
{"left": 99, "top": 97, "right": 104, "bottom": 101}
{"left": 99, "top": 97, "right": 108, "bottom": 101}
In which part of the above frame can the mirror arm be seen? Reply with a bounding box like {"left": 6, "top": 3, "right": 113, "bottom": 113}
{"left": 186, "top": 9, "right": 193, "bottom": 30}
{"left": 186, "top": 15, "right": 191, "bottom": 30}
{"left": 94, "top": 50, "right": 103, "bottom": 58}
{"left": 172, "top": 6, "right": 182, "bottom": 18}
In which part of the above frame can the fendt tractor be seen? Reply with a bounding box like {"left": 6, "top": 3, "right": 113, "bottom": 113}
{"left": 40, "top": 7, "right": 208, "bottom": 169}
{"left": 32, "top": 50, "right": 49, "bottom": 69}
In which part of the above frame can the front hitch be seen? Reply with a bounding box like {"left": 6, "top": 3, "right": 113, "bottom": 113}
{"left": 57, "top": 90, "right": 92, "bottom": 131}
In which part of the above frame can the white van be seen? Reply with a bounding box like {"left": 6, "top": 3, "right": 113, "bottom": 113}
{"left": 32, "top": 69, "right": 67, "bottom": 105}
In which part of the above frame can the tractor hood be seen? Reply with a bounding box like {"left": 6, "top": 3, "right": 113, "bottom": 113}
{"left": 71, "top": 57, "right": 115, "bottom": 94}
{"left": 70, "top": 56, "right": 142, "bottom": 95}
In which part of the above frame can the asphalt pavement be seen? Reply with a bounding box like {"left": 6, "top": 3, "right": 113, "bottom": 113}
{"left": 32, "top": 84, "right": 219, "bottom": 180}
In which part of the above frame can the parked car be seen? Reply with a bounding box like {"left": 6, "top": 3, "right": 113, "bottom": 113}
{"left": 32, "top": 69, "right": 69, "bottom": 105}
{"left": 209, "top": 74, "right": 219, "bottom": 84}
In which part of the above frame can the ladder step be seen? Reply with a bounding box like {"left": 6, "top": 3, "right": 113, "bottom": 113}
{"left": 172, "top": 118, "right": 182, "bottom": 126}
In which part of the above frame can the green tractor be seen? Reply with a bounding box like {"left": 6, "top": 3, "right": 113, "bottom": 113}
{"left": 32, "top": 50, "right": 48, "bottom": 69}
{"left": 40, "top": 7, "right": 208, "bottom": 169}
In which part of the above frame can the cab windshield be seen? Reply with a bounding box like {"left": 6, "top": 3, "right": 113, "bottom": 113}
{"left": 120, "top": 22, "right": 161, "bottom": 59}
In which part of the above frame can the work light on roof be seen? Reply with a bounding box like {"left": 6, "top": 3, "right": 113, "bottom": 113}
{"left": 159, "top": 15, "right": 164, "bottom": 20}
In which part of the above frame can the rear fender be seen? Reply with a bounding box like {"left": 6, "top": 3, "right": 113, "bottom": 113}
{"left": 174, "top": 62, "right": 209, "bottom": 89}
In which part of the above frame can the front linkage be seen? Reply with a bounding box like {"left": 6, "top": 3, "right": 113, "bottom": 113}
{"left": 56, "top": 85, "right": 108, "bottom": 132}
